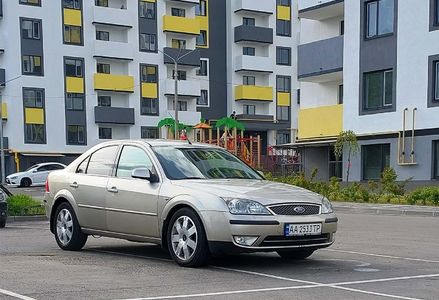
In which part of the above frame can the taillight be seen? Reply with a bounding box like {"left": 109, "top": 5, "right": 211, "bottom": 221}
{"left": 45, "top": 178, "right": 49, "bottom": 192}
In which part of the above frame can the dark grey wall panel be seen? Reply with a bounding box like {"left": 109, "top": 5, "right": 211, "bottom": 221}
{"left": 298, "top": 35, "right": 343, "bottom": 78}
{"left": 20, "top": 17, "right": 44, "bottom": 75}
{"left": 138, "top": 0, "right": 158, "bottom": 52}
{"left": 236, "top": 114, "right": 274, "bottom": 121}
{"left": 0, "top": 68, "right": 5, "bottom": 86}
{"left": 428, "top": 54, "right": 439, "bottom": 107}
{"left": 163, "top": 47, "right": 200, "bottom": 67}
{"left": 94, "top": 106, "right": 135, "bottom": 125}
{"left": 65, "top": 110, "right": 87, "bottom": 125}
{"left": 0, "top": 0, "right": 3, "bottom": 18}
{"left": 234, "top": 25, "right": 273, "bottom": 44}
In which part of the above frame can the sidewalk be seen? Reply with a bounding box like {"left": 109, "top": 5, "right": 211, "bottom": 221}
{"left": 333, "top": 202, "right": 439, "bottom": 217}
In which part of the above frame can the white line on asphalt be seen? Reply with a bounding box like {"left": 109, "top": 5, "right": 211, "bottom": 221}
{"left": 331, "top": 286, "right": 422, "bottom": 300}
{"left": 323, "top": 249, "right": 439, "bottom": 263}
{"left": 0, "top": 288, "right": 36, "bottom": 300}
{"left": 334, "top": 273, "right": 439, "bottom": 286}
{"left": 89, "top": 249, "right": 172, "bottom": 263}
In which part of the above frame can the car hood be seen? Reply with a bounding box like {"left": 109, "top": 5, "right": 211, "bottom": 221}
{"left": 6, "top": 172, "right": 26, "bottom": 178}
{"left": 172, "top": 179, "right": 324, "bottom": 206}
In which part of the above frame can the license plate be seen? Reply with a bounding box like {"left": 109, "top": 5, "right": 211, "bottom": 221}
{"left": 284, "top": 223, "right": 322, "bottom": 236}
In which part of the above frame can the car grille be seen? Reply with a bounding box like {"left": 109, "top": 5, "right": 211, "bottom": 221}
{"left": 268, "top": 204, "right": 320, "bottom": 216}
{"left": 260, "top": 234, "right": 330, "bottom": 247}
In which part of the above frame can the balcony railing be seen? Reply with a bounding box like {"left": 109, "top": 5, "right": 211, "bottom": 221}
{"left": 298, "top": 104, "right": 343, "bottom": 139}
{"left": 94, "top": 106, "right": 135, "bottom": 125}
{"left": 93, "top": 5, "right": 134, "bottom": 28}
{"left": 93, "top": 40, "right": 134, "bottom": 61}
{"left": 233, "top": 0, "right": 275, "bottom": 15}
{"left": 298, "top": 0, "right": 344, "bottom": 20}
{"left": 235, "top": 85, "right": 273, "bottom": 102}
{"left": 165, "top": 79, "right": 201, "bottom": 97}
{"left": 163, "top": 16, "right": 200, "bottom": 35}
{"left": 235, "top": 55, "right": 273, "bottom": 73}
{"left": 234, "top": 25, "right": 273, "bottom": 44}
{"left": 94, "top": 73, "right": 135, "bottom": 93}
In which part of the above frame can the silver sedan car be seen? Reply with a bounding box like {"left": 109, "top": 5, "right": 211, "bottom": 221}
{"left": 44, "top": 140, "right": 337, "bottom": 267}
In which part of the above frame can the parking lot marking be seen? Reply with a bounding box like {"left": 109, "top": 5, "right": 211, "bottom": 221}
{"left": 331, "top": 286, "right": 422, "bottom": 300}
{"left": 323, "top": 249, "right": 439, "bottom": 263}
{"left": 0, "top": 288, "right": 36, "bottom": 300}
{"left": 89, "top": 249, "right": 172, "bottom": 263}
{"left": 334, "top": 273, "right": 439, "bottom": 286}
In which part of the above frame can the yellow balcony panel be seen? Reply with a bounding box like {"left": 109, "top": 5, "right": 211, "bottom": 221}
{"left": 66, "top": 77, "right": 84, "bottom": 94}
{"left": 197, "top": 16, "right": 208, "bottom": 31}
{"left": 94, "top": 73, "right": 135, "bottom": 93}
{"left": 235, "top": 85, "right": 273, "bottom": 101}
{"left": 25, "top": 108, "right": 44, "bottom": 125}
{"left": 2, "top": 103, "right": 7, "bottom": 120}
{"left": 163, "top": 16, "right": 200, "bottom": 35}
{"left": 277, "top": 5, "right": 291, "bottom": 21}
{"left": 277, "top": 92, "right": 291, "bottom": 107}
{"left": 141, "top": 83, "right": 158, "bottom": 98}
{"left": 298, "top": 104, "right": 343, "bottom": 139}
{"left": 64, "top": 8, "right": 82, "bottom": 26}
{"left": 141, "top": 0, "right": 156, "bottom": 2}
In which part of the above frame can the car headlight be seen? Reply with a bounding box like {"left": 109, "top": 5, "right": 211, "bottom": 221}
{"left": 9, "top": 176, "right": 17, "bottom": 180}
{"left": 321, "top": 197, "right": 333, "bottom": 214}
{"left": 223, "top": 198, "right": 271, "bottom": 215}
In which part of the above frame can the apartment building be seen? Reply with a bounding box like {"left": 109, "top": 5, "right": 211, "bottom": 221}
{"left": 294, "top": 0, "right": 439, "bottom": 183}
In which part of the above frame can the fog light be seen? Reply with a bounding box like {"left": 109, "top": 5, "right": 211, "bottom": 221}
{"left": 233, "top": 236, "right": 258, "bottom": 246}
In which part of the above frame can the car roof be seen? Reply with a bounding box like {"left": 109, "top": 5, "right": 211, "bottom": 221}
{"left": 37, "top": 162, "right": 65, "bottom": 166}
{"left": 106, "top": 139, "right": 221, "bottom": 149}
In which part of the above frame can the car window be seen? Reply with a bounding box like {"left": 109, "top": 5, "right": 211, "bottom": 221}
{"left": 116, "top": 146, "right": 154, "bottom": 178}
{"left": 86, "top": 146, "right": 119, "bottom": 176}
{"left": 76, "top": 156, "right": 89, "bottom": 174}
{"left": 36, "top": 165, "right": 49, "bottom": 172}
{"left": 26, "top": 164, "right": 40, "bottom": 171}
{"left": 51, "top": 164, "right": 65, "bottom": 170}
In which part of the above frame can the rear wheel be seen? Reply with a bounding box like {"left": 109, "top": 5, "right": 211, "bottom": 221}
{"left": 277, "top": 249, "right": 315, "bottom": 260}
{"left": 0, "top": 219, "right": 5, "bottom": 228}
{"left": 20, "top": 178, "right": 32, "bottom": 188}
{"left": 54, "top": 203, "right": 87, "bottom": 251}
{"left": 167, "top": 208, "right": 210, "bottom": 267}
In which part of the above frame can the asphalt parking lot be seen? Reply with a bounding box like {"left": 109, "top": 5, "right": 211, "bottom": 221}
{"left": 1, "top": 212, "right": 438, "bottom": 300}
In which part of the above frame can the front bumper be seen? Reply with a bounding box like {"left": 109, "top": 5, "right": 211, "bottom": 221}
{"left": 200, "top": 211, "right": 337, "bottom": 254}
{"left": 6, "top": 178, "right": 19, "bottom": 186}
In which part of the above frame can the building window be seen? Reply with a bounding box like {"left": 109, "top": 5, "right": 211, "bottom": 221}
{"left": 95, "top": 0, "right": 108, "bottom": 7}
{"left": 277, "top": 0, "right": 290, "bottom": 5}
{"left": 243, "top": 47, "right": 255, "bottom": 56}
{"left": 65, "top": 58, "right": 83, "bottom": 77}
{"left": 141, "top": 65, "right": 157, "bottom": 83}
{"left": 139, "top": 1, "right": 155, "bottom": 19}
{"left": 25, "top": 124, "right": 45, "bottom": 144}
{"left": 64, "top": 25, "right": 82, "bottom": 44}
{"left": 141, "top": 98, "right": 158, "bottom": 115}
{"left": 99, "top": 127, "right": 112, "bottom": 140}
{"left": 365, "top": 0, "right": 394, "bottom": 38}
{"left": 96, "top": 30, "right": 109, "bottom": 41}
{"left": 197, "top": 90, "right": 208, "bottom": 106}
{"left": 277, "top": 76, "right": 291, "bottom": 92}
{"left": 19, "top": 0, "right": 41, "bottom": 6}
{"left": 364, "top": 69, "right": 393, "bottom": 110}
{"left": 243, "top": 76, "right": 255, "bottom": 86}
{"left": 276, "top": 47, "right": 291, "bottom": 66}
{"left": 63, "top": 0, "right": 81, "bottom": 9}
{"left": 67, "top": 125, "right": 85, "bottom": 145}
{"left": 297, "top": 89, "right": 300, "bottom": 104}
{"left": 98, "top": 96, "right": 111, "bottom": 107}
{"left": 434, "top": 61, "right": 439, "bottom": 102}
{"left": 197, "top": 60, "right": 208, "bottom": 76}
{"left": 23, "top": 88, "right": 44, "bottom": 108}
{"left": 177, "top": 101, "right": 187, "bottom": 111}
{"left": 434, "top": 141, "right": 439, "bottom": 179}
{"left": 140, "top": 33, "right": 157, "bottom": 51}
{"left": 97, "top": 63, "right": 110, "bottom": 74}
{"left": 338, "top": 84, "right": 344, "bottom": 104}
{"left": 172, "top": 39, "right": 186, "bottom": 49}
{"left": 21, "top": 19, "right": 40, "bottom": 40}
{"left": 196, "top": 31, "right": 208, "bottom": 47}
{"left": 277, "top": 106, "right": 289, "bottom": 121}
{"left": 362, "top": 144, "right": 390, "bottom": 180}
{"left": 195, "top": 0, "right": 207, "bottom": 16}
{"left": 276, "top": 20, "right": 291, "bottom": 37}
{"left": 243, "top": 104, "right": 256, "bottom": 115}
{"left": 172, "top": 70, "right": 186, "bottom": 81}
{"left": 22, "top": 55, "right": 42, "bottom": 76}
{"left": 243, "top": 17, "right": 255, "bottom": 26}
{"left": 171, "top": 8, "right": 185, "bottom": 17}
{"left": 141, "top": 127, "right": 159, "bottom": 139}
{"left": 276, "top": 131, "right": 290, "bottom": 145}
{"left": 340, "top": 20, "right": 345, "bottom": 35}
{"left": 66, "top": 93, "right": 84, "bottom": 111}
{"left": 329, "top": 147, "right": 343, "bottom": 180}
{"left": 435, "top": 0, "right": 439, "bottom": 25}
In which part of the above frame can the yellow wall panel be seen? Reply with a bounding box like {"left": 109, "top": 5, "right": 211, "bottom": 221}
{"left": 277, "top": 6, "right": 291, "bottom": 21}
{"left": 141, "top": 0, "right": 156, "bottom": 2}
{"left": 66, "top": 77, "right": 84, "bottom": 93}
{"left": 298, "top": 104, "right": 343, "bottom": 139}
{"left": 25, "top": 108, "right": 44, "bottom": 125}
{"left": 64, "top": 8, "right": 82, "bottom": 26}
{"left": 277, "top": 92, "right": 291, "bottom": 107}
{"left": 235, "top": 85, "right": 273, "bottom": 101}
{"left": 141, "top": 83, "right": 158, "bottom": 98}
{"left": 94, "top": 73, "right": 135, "bottom": 93}
{"left": 2, "top": 103, "right": 7, "bottom": 120}
{"left": 163, "top": 16, "right": 200, "bottom": 35}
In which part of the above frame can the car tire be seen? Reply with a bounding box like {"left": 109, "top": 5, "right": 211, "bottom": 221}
{"left": 54, "top": 202, "right": 87, "bottom": 251}
{"left": 0, "top": 219, "right": 5, "bottom": 228}
{"left": 20, "top": 178, "right": 32, "bottom": 188}
{"left": 277, "top": 249, "right": 315, "bottom": 260}
{"left": 167, "top": 208, "right": 210, "bottom": 267}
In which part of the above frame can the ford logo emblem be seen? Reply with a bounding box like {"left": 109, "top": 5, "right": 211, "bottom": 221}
{"left": 294, "top": 206, "right": 306, "bottom": 214}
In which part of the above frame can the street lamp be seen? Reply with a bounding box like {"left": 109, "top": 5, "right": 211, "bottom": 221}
{"left": 158, "top": 48, "right": 199, "bottom": 139}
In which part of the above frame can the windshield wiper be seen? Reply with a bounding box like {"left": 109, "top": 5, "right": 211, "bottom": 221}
{"left": 174, "top": 177, "right": 205, "bottom": 180}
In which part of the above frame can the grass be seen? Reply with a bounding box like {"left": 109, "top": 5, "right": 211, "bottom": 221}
{"left": 7, "top": 194, "right": 45, "bottom": 216}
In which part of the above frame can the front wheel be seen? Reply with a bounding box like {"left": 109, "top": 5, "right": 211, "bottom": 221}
{"left": 20, "top": 178, "right": 32, "bottom": 188}
{"left": 277, "top": 249, "right": 315, "bottom": 260}
{"left": 0, "top": 219, "right": 5, "bottom": 228}
{"left": 54, "top": 203, "right": 87, "bottom": 251}
{"left": 167, "top": 208, "right": 210, "bottom": 267}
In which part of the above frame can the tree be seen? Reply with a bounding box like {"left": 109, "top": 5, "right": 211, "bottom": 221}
{"left": 157, "top": 118, "right": 193, "bottom": 139}
{"left": 334, "top": 130, "right": 359, "bottom": 184}
{"left": 215, "top": 117, "right": 245, "bottom": 131}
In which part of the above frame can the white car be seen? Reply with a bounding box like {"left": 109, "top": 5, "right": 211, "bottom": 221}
{"left": 6, "top": 163, "right": 66, "bottom": 187}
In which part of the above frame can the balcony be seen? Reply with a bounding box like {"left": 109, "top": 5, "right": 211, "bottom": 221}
{"left": 235, "top": 55, "right": 273, "bottom": 73}
{"left": 165, "top": 0, "right": 199, "bottom": 4}
{"left": 299, "top": 0, "right": 344, "bottom": 20}
{"left": 298, "top": 104, "right": 343, "bottom": 139}
{"left": 92, "top": 5, "right": 134, "bottom": 28}
{"left": 93, "top": 40, "right": 134, "bottom": 61}
{"left": 163, "top": 16, "right": 200, "bottom": 35}
{"left": 233, "top": 0, "right": 275, "bottom": 15}
{"left": 235, "top": 85, "right": 273, "bottom": 102}
{"left": 298, "top": 35, "right": 343, "bottom": 82}
{"left": 167, "top": 111, "right": 201, "bottom": 126}
{"left": 94, "top": 106, "right": 135, "bottom": 125}
{"left": 234, "top": 25, "right": 273, "bottom": 44}
{"left": 94, "top": 73, "right": 135, "bottom": 93}
{"left": 236, "top": 114, "right": 274, "bottom": 121}
{"left": 0, "top": 68, "right": 5, "bottom": 88}
{"left": 2, "top": 103, "right": 7, "bottom": 120}
{"left": 165, "top": 79, "right": 201, "bottom": 97}
{"left": 0, "top": 0, "right": 2, "bottom": 18}
{"left": 163, "top": 47, "right": 200, "bottom": 67}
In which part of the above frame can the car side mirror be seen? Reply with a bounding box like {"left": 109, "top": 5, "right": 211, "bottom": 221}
{"left": 131, "top": 168, "right": 158, "bottom": 182}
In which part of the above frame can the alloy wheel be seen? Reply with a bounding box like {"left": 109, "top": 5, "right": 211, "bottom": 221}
{"left": 171, "top": 216, "right": 198, "bottom": 261}
{"left": 56, "top": 209, "right": 73, "bottom": 246}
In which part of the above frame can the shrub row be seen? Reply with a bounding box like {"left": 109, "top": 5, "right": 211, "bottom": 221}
{"left": 7, "top": 194, "right": 45, "bottom": 216}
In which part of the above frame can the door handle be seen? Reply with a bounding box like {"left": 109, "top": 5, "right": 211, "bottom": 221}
{"left": 70, "top": 182, "right": 79, "bottom": 188}
{"left": 107, "top": 186, "right": 118, "bottom": 193}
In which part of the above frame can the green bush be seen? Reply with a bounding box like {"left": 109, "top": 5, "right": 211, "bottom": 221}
{"left": 7, "top": 194, "right": 45, "bottom": 216}
{"left": 407, "top": 186, "right": 439, "bottom": 206}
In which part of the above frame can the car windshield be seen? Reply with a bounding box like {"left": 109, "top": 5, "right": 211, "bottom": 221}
{"left": 25, "top": 165, "right": 40, "bottom": 171}
{"left": 153, "top": 147, "right": 263, "bottom": 180}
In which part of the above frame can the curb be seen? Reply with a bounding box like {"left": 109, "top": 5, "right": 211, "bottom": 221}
{"left": 332, "top": 203, "right": 439, "bottom": 217}
{"left": 6, "top": 215, "right": 48, "bottom": 223}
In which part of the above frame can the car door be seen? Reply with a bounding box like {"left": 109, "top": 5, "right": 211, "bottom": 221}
{"left": 106, "top": 144, "right": 160, "bottom": 238}
{"left": 32, "top": 165, "right": 50, "bottom": 184}
{"left": 70, "top": 145, "right": 119, "bottom": 231}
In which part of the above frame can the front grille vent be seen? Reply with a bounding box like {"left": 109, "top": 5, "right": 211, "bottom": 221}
{"left": 268, "top": 204, "right": 320, "bottom": 216}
